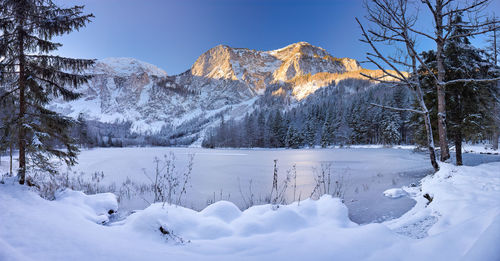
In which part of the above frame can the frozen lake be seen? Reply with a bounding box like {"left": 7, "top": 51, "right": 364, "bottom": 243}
{"left": 66, "top": 147, "right": 437, "bottom": 224}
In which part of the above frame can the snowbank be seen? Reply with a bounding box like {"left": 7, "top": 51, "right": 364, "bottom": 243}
{"left": 347, "top": 144, "right": 416, "bottom": 150}
{"left": 459, "top": 143, "right": 499, "bottom": 154}
{"left": 383, "top": 188, "right": 408, "bottom": 198}
{"left": 0, "top": 162, "right": 499, "bottom": 260}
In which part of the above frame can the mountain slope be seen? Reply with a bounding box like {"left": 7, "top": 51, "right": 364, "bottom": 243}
{"left": 50, "top": 42, "right": 398, "bottom": 141}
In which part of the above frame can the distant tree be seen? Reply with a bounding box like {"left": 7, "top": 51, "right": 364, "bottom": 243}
{"left": 320, "top": 111, "right": 336, "bottom": 147}
{"left": 380, "top": 111, "right": 401, "bottom": 145}
{"left": 303, "top": 121, "right": 316, "bottom": 147}
{"left": 270, "top": 109, "right": 286, "bottom": 147}
{"left": 285, "top": 125, "right": 303, "bottom": 149}
{"left": 256, "top": 111, "right": 266, "bottom": 147}
{"left": 0, "top": 0, "right": 94, "bottom": 184}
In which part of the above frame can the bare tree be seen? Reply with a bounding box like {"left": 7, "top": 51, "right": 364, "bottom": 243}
{"left": 359, "top": 0, "right": 500, "bottom": 168}
{"left": 357, "top": 0, "right": 440, "bottom": 171}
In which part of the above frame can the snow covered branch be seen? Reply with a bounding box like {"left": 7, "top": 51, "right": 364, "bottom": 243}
{"left": 440, "top": 77, "right": 500, "bottom": 86}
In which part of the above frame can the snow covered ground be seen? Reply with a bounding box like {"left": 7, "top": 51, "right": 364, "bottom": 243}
{"left": 1, "top": 161, "right": 499, "bottom": 261}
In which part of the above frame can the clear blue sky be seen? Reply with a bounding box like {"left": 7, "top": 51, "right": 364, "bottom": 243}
{"left": 54, "top": 0, "right": 499, "bottom": 75}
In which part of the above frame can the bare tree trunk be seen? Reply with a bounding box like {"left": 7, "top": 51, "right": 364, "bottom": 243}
{"left": 493, "top": 19, "right": 499, "bottom": 150}
{"left": 356, "top": 2, "right": 440, "bottom": 172}
{"left": 409, "top": 36, "right": 440, "bottom": 171}
{"left": 9, "top": 140, "right": 13, "bottom": 176}
{"left": 416, "top": 75, "right": 440, "bottom": 172}
{"left": 18, "top": 28, "right": 26, "bottom": 185}
{"left": 455, "top": 130, "right": 463, "bottom": 166}
{"left": 493, "top": 130, "right": 499, "bottom": 150}
{"left": 424, "top": 113, "right": 440, "bottom": 171}
{"left": 435, "top": 0, "right": 450, "bottom": 161}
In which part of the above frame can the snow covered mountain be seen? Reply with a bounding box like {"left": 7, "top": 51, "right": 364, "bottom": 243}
{"left": 50, "top": 42, "right": 396, "bottom": 140}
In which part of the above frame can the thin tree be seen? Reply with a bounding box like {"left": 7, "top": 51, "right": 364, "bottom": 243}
{"left": 0, "top": 0, "right": 94, "bottom": 184}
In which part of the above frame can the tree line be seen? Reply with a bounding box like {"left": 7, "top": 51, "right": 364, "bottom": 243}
{"left": 202, "top": 79, "right": 415, "bottom": 148}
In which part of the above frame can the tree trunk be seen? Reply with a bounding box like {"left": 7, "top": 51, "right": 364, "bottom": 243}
{"left": 9, "top": 140, "right": 13, "bottom": 176}
{"left": 455, "top": 130, "right": 463, "bottom": 166}
{"left": 409, "top": 42, "right": 439, "bottom": 172}
{"left": 493, "top": 130, "right": 499, "bottom": 150}
{"left": 18, "top": 28, "right": 26, "bottom": 185}
{"left": 435, "top": 0, "right": 450, "bottom": 162}
{"left": 493, "top": 21, "right": 499, "bottom": 151}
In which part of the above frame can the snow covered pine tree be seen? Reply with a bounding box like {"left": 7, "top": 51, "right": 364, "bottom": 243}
{"left": 0, "top": 0, "right": 94, "bottom": 184}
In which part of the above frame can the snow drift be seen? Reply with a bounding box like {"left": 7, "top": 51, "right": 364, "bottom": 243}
{"left": 0, "top": 162, "right": 499, "bottom": 261}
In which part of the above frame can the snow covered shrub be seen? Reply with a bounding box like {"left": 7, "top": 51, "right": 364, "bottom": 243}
{"left": 28, "top": 169, "right": 114, "bottom": 200}
{"left": 237, "top": 161, "right": 298, "bottom": 209}
{"left": 117, "top": 177, "right": 150, "bottom": 204}
{"left": 238, "top": 177, "right": 256, "bottom": 209}
{"left": 268, "top": 160, "right": 297, "bottom": 206}
{"left": 142, "top": 152, "right": 194, "bottom": 206}
{"left": 310, "top": 162, "right": 348, "bottom": 201}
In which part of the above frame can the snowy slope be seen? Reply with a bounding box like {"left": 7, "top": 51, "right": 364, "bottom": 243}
{"left": 0, "top": 162, "right": 499, "bottom": 260}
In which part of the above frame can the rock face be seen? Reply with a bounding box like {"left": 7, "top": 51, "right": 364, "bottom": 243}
{"left": 50, "top": 42, "right": 391, "bottom": 138}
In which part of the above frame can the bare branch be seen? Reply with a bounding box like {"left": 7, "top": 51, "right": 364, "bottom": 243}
{"left": 359, "top": 72, "right": 405, "bottom": 84}
{"left": 369, "top": 103, "right": 425, "bottom": 114}
{"left": 442, "top": 0, "right": 490, "bottom": 17}
{"left": 408, "top": 27, "right": 437, "bottom": 40}
{"left": 356, "top": 17, "right": 410, "bottom": 82}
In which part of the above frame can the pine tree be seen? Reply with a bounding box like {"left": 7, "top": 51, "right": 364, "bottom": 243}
{"left": 270, "top": 109, "right": 286, "bottom": 147}
{"left": 380, "top": 111, "right": 401, "bottom": 145}
{"left": 285, "top": 125, "right": 302, "bottom": 149}
{"left": 0, "top": 0, "right": 94, "bottom": 184}
{"left": 243, "top": 113, "right": 255, "bottom": 147}
{"left": 256, "top": 111, "right": 266, "bottom": 147}
{"left": 303, "top": 121, "right": 316, "bottom": 147}
{"left": 320, "top": 111, "right": 335, "bottom": 147}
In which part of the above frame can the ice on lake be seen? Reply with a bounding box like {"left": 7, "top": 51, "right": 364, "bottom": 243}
{"left": 65, "top": 147, "right": 439, "bottom": 224}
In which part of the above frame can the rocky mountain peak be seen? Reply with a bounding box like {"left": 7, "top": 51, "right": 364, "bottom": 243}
{"left": 189, "top": 42, "right": 364, "bottom": 86}
{"left": 190, "top": 44, "right": 237, "bottom": 80}
{"left": 268, "top": 42, "right": 362, "bottom": 82}
{"left": 268, "top": 41, "right": 328, "bottom": 60}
